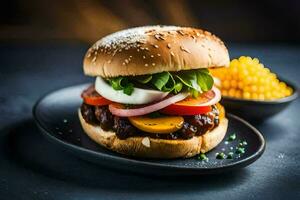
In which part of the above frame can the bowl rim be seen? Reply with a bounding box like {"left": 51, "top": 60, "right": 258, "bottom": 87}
{"left": 221, "top": 77, "right": 299, "bottom": 104}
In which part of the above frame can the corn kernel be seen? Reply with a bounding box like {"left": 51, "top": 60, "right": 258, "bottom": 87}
{"left": 230, "top": 80, "right": 238, "bottom": 88}
{"left": 251, "top": 93, "right": 258, "bottom": 99}
{"left": 228, "top": 88, "right": 236, "bottom": 97}
{"left": 222, "top": 90, "right": 228, "bottom": 96}
{"left": 243, "top": 92, "right": 251, "bottom": 99}
{"left": 222, "top": 80, "right": 230, "bottom": 89}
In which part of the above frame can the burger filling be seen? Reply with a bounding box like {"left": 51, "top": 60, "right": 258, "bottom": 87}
{"left": 80, "top": 68, "right": 224, "bottom": 140}
{"left": 81, "top": 101, "right": 221, "bottom": 140}
{"left": 80, "top": 69, "right": 223, "bottom": 140}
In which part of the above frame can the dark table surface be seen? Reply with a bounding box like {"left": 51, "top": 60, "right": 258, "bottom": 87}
{"left": 0, "top": 42, "right": 299, "bottom": 200}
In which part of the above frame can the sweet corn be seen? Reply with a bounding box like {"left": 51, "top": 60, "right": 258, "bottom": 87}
{"left": 210, "top": 56, "right": 293, "bottom": 100}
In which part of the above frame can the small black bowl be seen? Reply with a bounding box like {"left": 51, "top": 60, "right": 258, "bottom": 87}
{"left": 221, "top": 78, "right": 298, "bottom": 122}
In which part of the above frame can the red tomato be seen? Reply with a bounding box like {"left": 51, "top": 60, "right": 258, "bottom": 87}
{"left": 160, "top": 104, "right": 211, "bottom": 115}
{"left": 81, "top": 85, "right": 112, "bottom": 106}
{"left": 160, "top": 90, "right": 215, "bottom": 115}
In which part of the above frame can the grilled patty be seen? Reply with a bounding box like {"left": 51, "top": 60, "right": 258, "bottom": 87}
{"left": 81, "top": 103, "right": 220, "bottom": 140}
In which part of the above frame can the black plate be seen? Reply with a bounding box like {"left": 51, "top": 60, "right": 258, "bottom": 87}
{"left": 33, "top": 84, "right": 265, "bottom": 176}
{"left": 221, "top": 78, "right": 298, "bottom": 121}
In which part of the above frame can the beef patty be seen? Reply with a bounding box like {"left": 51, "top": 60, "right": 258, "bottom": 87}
{"left": 81, "top": 102, "right": 220, "bottom": 140}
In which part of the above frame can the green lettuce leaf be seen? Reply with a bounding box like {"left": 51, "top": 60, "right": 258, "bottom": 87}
{"left": 107, "top": 77, "right": 134, "bottom": 95}
{"left": 107, "top": 69, "right": 214, "bottom": 97}
{"left": 196, "top": 70, "right": 214, "bottom": 91}
{"left": 177, "top": 72, "right": 200, "bottom": 91}
{"left": 109, "top": 77, "right": 124, "bottom": 90}
{"left": 123, "top": 83, "right": 134, "bottom": 95}
{"left": 151, "top": 72, "right": 170, "bottom": 90}
{"left": 134, "top": 75, "right": 152, "bottom": 84}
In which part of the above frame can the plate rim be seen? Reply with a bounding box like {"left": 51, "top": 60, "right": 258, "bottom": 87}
{"left": 32, "top": 84, "right": 266, "bottom": 172}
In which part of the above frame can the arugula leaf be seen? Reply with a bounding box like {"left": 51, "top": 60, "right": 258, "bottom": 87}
{"left": 107, "top": 69, "right": 214, "bottom": 97}
{"left": 161, "top": 72, "right": 175, "bottom": 92}
{"left": 173, "top": 82, "right": 183, "bottom": 93}
{"left": 151, "top": 72, "right": 170, "bottom": 90}
{"left": 196, "top": 70, "right": 214, "bottom": 91}
{"left": 135, "top": 75, "right": 152, "bottom": 84}
{"left": 123, "top": 83, "right": 134, "bottom": 95}
{"left": 108, "top": 77, "right": 134, "bottom": 95}
{"left": 109, "top": 77, "right": 124, "bottom": 90}
{"left": 176, "top": 71, "right": 201, "bottom": 92}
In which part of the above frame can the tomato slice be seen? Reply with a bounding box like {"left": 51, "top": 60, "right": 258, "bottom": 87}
{"left": 160, "top": 104, "right": 211, "bottom": 115}
{"left": 81, "top": 85, "right": 112, "bottom": 106}
{"left": 160, "top": 90, "right": 215, "bottom": 115}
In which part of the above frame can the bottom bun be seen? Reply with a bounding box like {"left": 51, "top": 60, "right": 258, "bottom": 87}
{"left": 78, "top": 110, "right": 228, "bottom": 159}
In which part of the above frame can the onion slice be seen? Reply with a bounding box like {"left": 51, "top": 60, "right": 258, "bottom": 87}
{"left": 199, "top": 87, "right": 221, "bottom": 106}
{"left": 109, "top": 93, "right": 189, "bottom": 117}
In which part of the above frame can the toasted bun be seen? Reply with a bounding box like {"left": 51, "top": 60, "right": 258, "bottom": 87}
{"left": 78, "top": 110, "right": 228, "bottom": 158}
{"left": 84, "top": 26, "right": 230, "bottom": 78}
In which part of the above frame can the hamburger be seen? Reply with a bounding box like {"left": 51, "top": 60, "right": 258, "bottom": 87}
{"left": 79, "top": 26, "right": 230, "bottom": 158}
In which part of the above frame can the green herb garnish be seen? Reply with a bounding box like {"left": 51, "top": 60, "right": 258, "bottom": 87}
{"left": 239, "top": 140, "right": 248, "bottom": 147}
{"left": 227, "top": 152, "right": 234, "bottom": 159}
{"left": 227, "top": 133, "right": 237, "bottom": 141}
{"left": 236, "top": 147, "right": 245, "bottom": 154}
{"left": 216, "top": 152, "right": 226, "bottom": 159}
{"left": 198, "top": 153, "right": 209, "bottom": 161}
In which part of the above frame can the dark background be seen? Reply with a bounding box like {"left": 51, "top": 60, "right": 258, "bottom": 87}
{"left": 1, "top": 0, "right": 300, "bottom": 44}
{"left": 0, "top": 1, "right": 300, "bottom": 200}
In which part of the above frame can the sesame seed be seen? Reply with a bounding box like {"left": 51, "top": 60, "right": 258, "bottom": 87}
{"left": 143, "top": 56, "right": 146, "bottom": 59}
{"left": 129, "top": 55, "right": 133, "bottom": 58}
{"left": 150, "top": 55, "right": 154, "bottom": 58}
{"left": 170, "top": 52, "right": 175, "bottom": 57}
{"left": 167, "top": 44, "right": 171, "bottom": 49}
{"left": 157, "top": 53, "right": 161, "bottom": 57}
{"left": 86, "top": 53, "right": 91, "bottom": 58}
{"left": 141, "top": 47, "right": 145, "bottom": 50}
{"left": 154, "top": 34, "right": 165, "bottom": 40}
{"left": 145, "top": 47, "right": 149, "bottom": 51}
{"left": 122, "top": 62, "right": 126, "bottom": 65}
{"left": 153, "top": 44, "right": 159, "bottom": 48}
{"left": 137, "top": 49, "right": 140, "bottom": 52}
{"left": 100, "top": 49, "right": 103, "bottom": 52}
{"left": 92, "top": 57, "right": 97, "bottom": 62}
{"left": 107, "top": 60, "right": 111, "bottom": 64}
{"left": 125, "top": 59, "right": 129, "bottom": 64}
{"left": 145, "top": 64, "right": 149, "bottom": 67}
{"left": 152, "top": 63, "right": 156, "bottom": 66}
{"left": 196, "top": 32, "right": 200, "bottom": 37}
{"left": 177, "top": 30, "right": 185, "bottom": 36}
{"left": 180, "top": 46, "right": 191, "bottom": 53}
{"left": 118, "top": 49, "right": 122, "bottom": 52}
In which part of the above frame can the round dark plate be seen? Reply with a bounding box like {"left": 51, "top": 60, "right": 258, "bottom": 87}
{"left": 33, "top": 84, "right": 265, "bottom": 176}
{"left": 221, "top": 78, "right": 298, "bottom": 121}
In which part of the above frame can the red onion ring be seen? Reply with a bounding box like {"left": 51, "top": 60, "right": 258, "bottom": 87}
{"left": 109, "top": 93, "right": 189, "bottom": 117}
{"left": 200, "top": 87, "right": 221, "bottom": 106}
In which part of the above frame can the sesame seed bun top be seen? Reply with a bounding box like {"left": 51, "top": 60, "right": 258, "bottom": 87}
{"left": 83, "top": 26, "right": 230, "bottom": 78}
